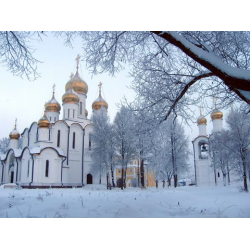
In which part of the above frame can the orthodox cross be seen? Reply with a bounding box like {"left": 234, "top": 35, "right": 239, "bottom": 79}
{"left": 14, "top": 118, "right": 17, "bottom": 129}
{"left": 76, "top": 54, "right": 81, "bottom": 71}
{"left": 52, "top": 84, "right": 56, "bottom": 97}
{"left": 98, "top": 82, "right": 102, "bottom": 96}
{"left": 213, "top": 97, "right": 217, "bottom": 109}
{"left": 199, "top": 106, "right": 203, "bottom": 116}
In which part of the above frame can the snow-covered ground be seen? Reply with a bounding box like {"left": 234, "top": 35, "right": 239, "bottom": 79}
{"left": 0, "top": 183, "right": 249, "bottom": 218}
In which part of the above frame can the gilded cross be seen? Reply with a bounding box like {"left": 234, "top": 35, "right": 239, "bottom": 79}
{"left": 213, "top": 97, "right": 217, "bottom": 109}
{"left": 76, "top": 54, "right": 81, "bottom": 70}
{"left": 14, "top": 118, "right": 17, "bottom": 129}
{"left": 199, "top": 106, "right": 203, "bottom": 116}
{"left": 98, "top": 82, "right": 102, "bottom": 95}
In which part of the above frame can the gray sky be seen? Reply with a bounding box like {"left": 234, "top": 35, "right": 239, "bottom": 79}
{"left": 0, "top": 32, "right": 227, "bottom": 170}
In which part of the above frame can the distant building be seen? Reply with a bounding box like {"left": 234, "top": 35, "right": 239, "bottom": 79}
{"left": 114, "top": 160, "right": 156, "bottom": 188}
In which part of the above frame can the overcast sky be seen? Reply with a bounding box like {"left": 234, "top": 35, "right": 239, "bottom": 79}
{"left": 0, "top": 32, "right": 227, "bottom": 165}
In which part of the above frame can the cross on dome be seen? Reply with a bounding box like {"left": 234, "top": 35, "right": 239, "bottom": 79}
{"left": 70, "top": 73, "right": 74, "bottom": 79}
{"left": 199, "top": 106, "right": 203, "bottom": 116}
{"left": 98, "top": 82, "right": 102, "bottom": 96}
{"left": 76, "top": 54, "right": 81, "bottom": 71}
{"left": 14, "top": 118, "right": 17, "bottom": 129}
{"left": 213, "top": 97, "right": 217, "bottom": 109}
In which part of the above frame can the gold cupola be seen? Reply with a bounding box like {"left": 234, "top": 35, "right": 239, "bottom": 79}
{"left": 211, "top": 109, "right": 223, "bottom": 120}
{"left": 197, "top": 106, "right": 207, "bottom": 125}
{"left": 45, "top": 84, "right": 61, "bottom": 113}
{"left": 38, "top": 111, "right": 50, "bottom": 128}
{"left": 62, "top": 88, "right": 80, "bottom": 104}
{"left": 92, "top": 82, "right": 108, "bottom": 110}
{"left": 65, "top": 55, "right": 88, "bottom": 95}
{"left": 197, "top": 115, "right": 207, "bottom": 125}
{"left": 9, "top": 119, "right": 20, "bottom": 140}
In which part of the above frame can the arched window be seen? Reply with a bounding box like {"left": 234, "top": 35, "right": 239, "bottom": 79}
{"left": 68, "top": 109, "right": 70, "bottom": 119}
{"left": 27, "top": 160, "right": 30, "bottom": 177}
{"left": 89, "top": 133, "right": 91, "bottom": 150}
{"left": 72, "top": 132, "right": 75, "bottom": 149}
{"left": 45, "top": 160, "right": 49, "bottom": 177}
{"left": 73, "top": 109, "right": 75, "bottom": 118}
{"left": 80, "top": 102, "right": 82, "bottom": 115}
{"left": 218, "top": 172, "right": 220, "bottom": 178}
{"left": 57, "top": 130, "right": 60, "bottom": 147}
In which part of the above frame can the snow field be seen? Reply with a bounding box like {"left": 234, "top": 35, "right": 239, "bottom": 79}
{"left": 0, "top": 184, "right": 249, "bottom": 218}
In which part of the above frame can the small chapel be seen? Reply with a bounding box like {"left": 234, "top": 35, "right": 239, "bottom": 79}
{"left": 0, "top": 55, "right": 108, "bottom": 188}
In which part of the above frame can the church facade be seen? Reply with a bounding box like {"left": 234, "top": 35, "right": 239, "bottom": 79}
{"left": 0, "top": 56, "right": 108, "bottom": 188}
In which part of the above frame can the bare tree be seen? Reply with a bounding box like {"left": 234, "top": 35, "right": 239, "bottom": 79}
{"left": 0, "top": 31, "right": 43, "bottom": 80}
{"left": 58, "top": 31, "right": 250, "bottom": 123}
{"left": 113, "top": 106, "right": 136, "bottom": 189}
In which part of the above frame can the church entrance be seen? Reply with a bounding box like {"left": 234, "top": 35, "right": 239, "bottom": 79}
{"left": 87, "top": 174, "right": 93, "bottom": 184}
{"left": 10, "top": 172, "right": 14, "bottom": 183}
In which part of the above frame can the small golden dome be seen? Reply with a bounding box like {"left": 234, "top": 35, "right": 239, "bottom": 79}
{"left": 85, "top": 109, "right": 88, "bottom": 117}
{"left": 197, "top": 115, "right": 207, "bottom": 125}
{"left": 9, "top": 126, "right": 20, "bottom": 140}
{"left": 92, "top": 95, "right": 108, "bottom": 110}
{"left": 65, "top": 71, "right": 88, "bottom": 95}
{"left": 38, "top": 111, "right": 50, "bottom": 128}
{"left": 211, "top": 109, "right": 223, "bottom": 120}
{"left": 62, "top": 89, "right": 80, "bottom": 104}
{"left": 45, "top": 93, "right": 61, "bottom": 113}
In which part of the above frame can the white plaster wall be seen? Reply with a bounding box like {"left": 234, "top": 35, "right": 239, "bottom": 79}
{"left": 63, "top": 103, "right": 79, "bottom": 121}
{"left": 212, "top": 119, "right": 223, "bottom": 132}
{"left": 20, "top": 148, "right": 32, "bottom": 184}
{"left": 46, "top": 111, "right": 59, "bottom": 124}
{"left": 78, "top": 93, "right": 87, "bottom": 119}
{"left": 22, "top": 129, "right": 29, "bottom": 148}
{"left": 33, "top": 149, "right": 62, "bottom": 185}
{"left": 29, "top": 123, "right": 38, "bottom": 147}
{"left": 67, "top": 124, "right": 83, "bottom": 184}
{"left": 51, "top": 121, "right": 68, "bottom": 154}
{"left": 198, "top": 124, "right": 207, "bottom": 136}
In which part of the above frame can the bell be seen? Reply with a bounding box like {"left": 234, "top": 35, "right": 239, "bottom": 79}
{"left": 201, "top": 145, "right": 207, "bottom": 152}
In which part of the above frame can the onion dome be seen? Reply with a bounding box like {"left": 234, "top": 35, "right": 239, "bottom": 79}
{"left": 65, "top": 71, "right": 88, "bottom": 95}
{"left": 92, "top": 82, "right": 108, "bottom": 110}
{"left": 9, "top": 122, "right": 20, "bottom": 140}
{"left": 92, "top": 95, "right": 108, "bottom": 110}
{"left": 45, "top": 92, "right": 61, "bottom": 113}
{"left": 62, "top": 88, "right": 80, "bottom": 104}
{"left": 85, "top": 109, "right": 88, "bottom": 117}
{"left": 211, "top": 109, "right": 223, "bottom": 120}
{"left": 38, "top": 111, "right": 50, "bottom": 128}
{"left": 197, "top": 115, "right": 207, "bottom": 125}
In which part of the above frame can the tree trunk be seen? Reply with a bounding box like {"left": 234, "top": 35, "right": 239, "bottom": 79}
{"left": 110, "top": 164, "right": 115, "bottom": 187}
{"left": 140, "top": 159, "right": 144, "bottom": 188}
{"left": 243, "top": 162, "right": 248, "bottom": 192}
{"left": 223, "top": 173, "right": 226, "bottom": 186}
{"left": 227, "top": 164, "right": 231, "bottom": 185}
{"left": 121, "top": 168, "right": 124, "bottom": 190}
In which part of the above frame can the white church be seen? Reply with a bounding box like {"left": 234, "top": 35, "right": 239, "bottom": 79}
{"left": 192, "top": 106, "right": 236, "bottom": 186}
{"left": 0, "top": 56, "right": 108, "bottom": 188}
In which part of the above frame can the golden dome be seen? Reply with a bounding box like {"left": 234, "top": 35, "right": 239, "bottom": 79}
{"left": 9, "top": 126, "right": 20, "bottom": 140}
{"left": 38, "top": 111, "right": 50, "bottom": 128}
{"left": 197, "top": 115, "right": 207, "bottom": 125}
{"left": 62, "top": 89, "right": 80, "bottom": 104}
{"left": 45, "top": 93, "right": 61, "bottom": 113}
{"left": 211, "top": 109, "right": 223, "bottom": 120}
{"left": 92, "top": 95, "right": 108, "bottom": 110}
{"left": 65, "top": 71, "right": 88, "bottom": 95}
{"left": 85, "top": 109, "right": 88, "bottom": 117}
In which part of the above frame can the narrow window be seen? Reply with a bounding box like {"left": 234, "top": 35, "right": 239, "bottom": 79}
{"left": 89, "top": 134, "right": 91, "bottom": 150}
{"left": 68, "top": 109, "right": 70, "bottom": 119}
{"left": 73, "top": 109, "right": 75, "bottom": 118}
{"left": 72, "top": 132, "right": 75, "bottom": 149}
{"left": 218, "top": 172, "right": 220, "bottom": 178}
{"left": 27, "top": 160, "right": 30, "bottom": 177}
{"left": 45, "top": 160, "right": 49, "bottom": 177}
{"left": 57, "top": 130, "right": 60, "bottom": 147}
{"left": 80, "top": 102, "right": 82, "bottom": 115}
{"left": 54, "top": 117, "right": 56, "bottom": 122}
{"left": 50, "top": 117, "right": 51, "bottom": 121}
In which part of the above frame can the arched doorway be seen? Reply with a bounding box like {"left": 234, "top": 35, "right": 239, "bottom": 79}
{"left": 87, "top": 174, "right": 93, "bottom": 184}
{"left": 10, "top": 171, "right": 14, "bottom": 183}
